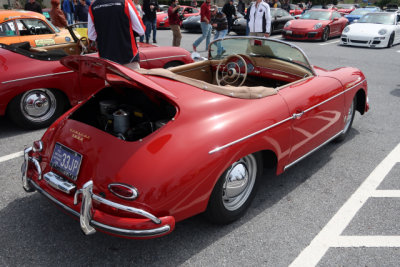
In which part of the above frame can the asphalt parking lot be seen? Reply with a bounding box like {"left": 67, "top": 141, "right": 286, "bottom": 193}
{"left": 1, "top": 29, "right": 400, "bottom": 266}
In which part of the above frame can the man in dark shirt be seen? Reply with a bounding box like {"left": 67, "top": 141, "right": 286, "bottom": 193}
{"left": 24, "top": 0, "right": 42, "bottom": 13}
{"left": 142, "top": 0, "right": 159, "bottom": 44}
{"left": 222, "top": 0, "right": 236, "bottom": 33}
{"left": 88, "top": 0, "right": 145, "bottom": 70}
{"left": 168, "top": 0, "right": 182, "bottom": 47}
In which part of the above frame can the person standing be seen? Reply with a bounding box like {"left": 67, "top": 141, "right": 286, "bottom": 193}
{"left": 248, "top": 0, "right": 271, "bottom": 37}
{"left": 142, "top": 0, "right": 158, "bottom": 44}
{"left": 273, "top": 0, "right": 281, "bottom": 8}
{"left": 24, "top": 0, "right": 42, "bottom": 13}
{"left": 222, "top": 0, "right": 236, "bottom": 33}
{"left": 62, "top": 0, "right": 75, "bottom": 25}
{"left": 50, "top": 0, "right": 68, "bottom": 28}
{"left": 75, "top": 0, "right": 89, "bottom": 24}
{"left": 192, "top": 0, "right": 211, "bottom": 52}
{"left": 237, "top": 0, "right": 245, "bottom": 15}
{"left": 88, "top": 0, "right": 145, "bottom": 70}
{"left": 281, "top": 0, "right": 290, "bottom": 12}
{"left": 210, "top": 5, "right": 228, "bottom": 56}
{"left": 168, "top": 0, "right": 182, "bottom": 47}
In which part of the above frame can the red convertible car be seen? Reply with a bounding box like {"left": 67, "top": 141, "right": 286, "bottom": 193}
{"left": 21, "top": 37, "right": 369, "bottom": 239}
{"left": 282, "top": 9, "right": 348, "bottom": 41}
{"left": 156, "top": 6, "right": 200, "bottom": 29}
{"left": 0, "top": 23, "right": 193, "bottom": 129}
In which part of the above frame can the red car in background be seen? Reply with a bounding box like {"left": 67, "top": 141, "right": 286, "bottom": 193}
{"left": 0, "top": 23, "right": 194, "bottom": 129}
{"left": 282, "top": 9, "right": 348, "bottom": 41}
{"left": 157, "top": 5, "right": 200, "bottom": 29}
{"left": 337, "top": 4, "right": 359, "bottom": 15}
{"left": 289, "top": 4, "right": 303, "bottom": 16}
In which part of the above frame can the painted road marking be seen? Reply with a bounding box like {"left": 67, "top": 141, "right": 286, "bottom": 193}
{"left": 0, "top": 151, "right": 24, "bottom": 163}
{"left": 319, "top": 40, "right": 340, "bottom": 46}
{"left": 290, "top": 142, "right": 400, "bottom": 267}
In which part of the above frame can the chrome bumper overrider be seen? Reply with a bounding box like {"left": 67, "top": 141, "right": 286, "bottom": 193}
{"left": 22, "top": 147, "right": 171, "bottom": 238}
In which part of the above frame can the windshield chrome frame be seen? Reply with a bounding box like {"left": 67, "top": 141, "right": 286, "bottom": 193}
{"left": 207, "top": 36, "right": 316, "bottom": 76}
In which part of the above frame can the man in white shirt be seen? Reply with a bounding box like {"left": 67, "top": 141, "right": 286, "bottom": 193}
{"left": 248, "top": 0, "right": 271, "bottom": 37}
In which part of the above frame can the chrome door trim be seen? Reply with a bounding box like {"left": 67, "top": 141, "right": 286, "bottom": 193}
{"left": 208, "top": 80, "right": 365, "bottom": 155}
{"left": 2, "top": 70, "right": 74, "bottom": 84}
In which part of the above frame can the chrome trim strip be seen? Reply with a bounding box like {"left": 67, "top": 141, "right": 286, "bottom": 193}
{"left": 90, "top": 221, "right": 171, "bottom": 238}
{"left": 283, "top": 130, "right": 343, "bottom": 171}
{"left": 303, "top": 79, "right": 365, "bottom": 114}
{"left": 142, "top": 55, "right": 187, "bottom": 62}
{"left": 209, "top": 116, "right": 293, "bottom": 154}
{"left": 208, "top": 79, "right": 365, "bottom": 154}
{"left": 29, "top": 179, "right": 171, "bottom": 238}
{"left": 91, "top": 193, "right": 161, "bottom": 224}
{"left": 1, "top": 71, "right": 74, "bottom": 84}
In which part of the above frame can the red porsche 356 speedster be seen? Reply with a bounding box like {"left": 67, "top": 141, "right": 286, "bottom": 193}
{"left": 22, "top": 37, "right": 369, "bottom": 239}
{"left": 0, "top": 23, "right": 193, "bottom": 129}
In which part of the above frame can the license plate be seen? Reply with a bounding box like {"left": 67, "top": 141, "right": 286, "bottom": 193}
{"left": 286, "top": 30, "right": 292, "bottom": 35}
{"left": 50, "top": 143, "right": 82, "bottom": 181}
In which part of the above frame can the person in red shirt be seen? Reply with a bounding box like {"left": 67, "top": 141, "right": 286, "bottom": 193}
{"left": 192, "top": 0, "right": 211, "bottom": 52}
{"left": 168, "top": 0, "right": 182, "bottom": 47}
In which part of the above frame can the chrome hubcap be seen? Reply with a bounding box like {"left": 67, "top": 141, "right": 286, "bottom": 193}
{"left": 21, "top": 89, "right": 57, "bottom": 122}
{"left": 222, "top": 154, "right": 257, "bottom": 211}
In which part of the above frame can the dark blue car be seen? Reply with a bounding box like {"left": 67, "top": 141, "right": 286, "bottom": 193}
{"left": 345, "top": 7, "right": 381, "bottom": 23}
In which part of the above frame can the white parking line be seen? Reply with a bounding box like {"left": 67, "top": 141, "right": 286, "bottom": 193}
{"left": 290, "top": 143, "right": 400, "bottom": 267}
{"left": 0, "top": 151, "right": 23, "bottom": 163}
{"left": 319, "top": 40, "right": 340, "bottom": 46}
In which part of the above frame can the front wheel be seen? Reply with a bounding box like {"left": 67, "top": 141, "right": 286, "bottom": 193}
{"left": 321, "top": 27, "right": 330, "bottom": 42}
{"left": 7, "top": 89, "right": 68, "bottom": 129}
{"left": 387, "top": 32, "right": 395, "bottom": 48}
{"left": 205, "top": 153, "right": 262, "bottom": 224}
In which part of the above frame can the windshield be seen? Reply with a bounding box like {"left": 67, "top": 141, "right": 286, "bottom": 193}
{"left": 70, "top": 22, "right": 88, "bottom": 40}
{"left": 349, "top": 9, "right": 373, "bottom": 16}
{"left": 209, "top": 37, "right": 313, "bottom": 73}
{"left": 300, "top": 10, "right": 331, "bottom": 20}
{"left": 358, "top": 13, "right": 395, "bottom": 24}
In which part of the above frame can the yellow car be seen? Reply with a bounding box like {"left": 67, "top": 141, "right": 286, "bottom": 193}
{"left": 0, "top": 10, "right": 72, "bottom": 47}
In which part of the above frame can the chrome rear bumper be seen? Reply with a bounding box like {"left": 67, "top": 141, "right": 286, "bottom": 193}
{"left": 22, "top": 147, "right": 172, "bottom": 238}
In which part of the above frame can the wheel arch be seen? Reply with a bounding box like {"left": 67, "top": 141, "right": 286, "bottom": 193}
{"left": 355, "top": 88, "right": 366, "bottom": 115}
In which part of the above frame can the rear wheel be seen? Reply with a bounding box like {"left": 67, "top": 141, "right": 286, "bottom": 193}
{"left": 321, "top": 27, "right": 330, "bottom": 42}
{"left": 335, "top": 97, "right": 356, "bottom": 142}
{"left": 7, "top": 89, "right": 68, "bottom": 129}
{"left": 205, "top": 153, "right": 262, "bottom": 224}
{"left": 387, "top": 32, "right": 395, "bottom": 48}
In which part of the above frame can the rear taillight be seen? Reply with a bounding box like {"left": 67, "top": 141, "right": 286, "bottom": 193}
{"left": 108, "top": 183, "right": 138, "bottom": 200}
{"left": 32, "top": 140, "right": 43, "bottom": 152}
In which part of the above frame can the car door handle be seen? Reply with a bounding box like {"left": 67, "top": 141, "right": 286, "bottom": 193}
{"left": 292, "top": 111, "right": 304, "bottom": 119}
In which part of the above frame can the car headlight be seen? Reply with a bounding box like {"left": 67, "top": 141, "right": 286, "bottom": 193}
{"left": 343, "top": 26, "right": 350, "bottom": 33}
{"left": 314, "top": 23, "right": 322, "bottom": 30}
{"left": 378, "top": 29, "right": 387, "bottom": 35}
{"left": 284, "top": 21, "right": 291, "bottom": 28}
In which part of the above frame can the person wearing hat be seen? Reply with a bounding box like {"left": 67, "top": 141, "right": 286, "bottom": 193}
{"left": 210, "top": 5, "right": 228, "bottom": 56}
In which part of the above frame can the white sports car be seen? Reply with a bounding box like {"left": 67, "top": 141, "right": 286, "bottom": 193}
{"left": 340, "top": 12, "right": 400, "bottom": 48}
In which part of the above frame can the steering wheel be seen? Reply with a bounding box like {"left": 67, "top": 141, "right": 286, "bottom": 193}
{"left": 29, "top": 26, "right": 36, "bottom": 35}
{"left": 77, "top": 37, "right": 89, "bottom": 55}
{"left": 216, "top": 54, "right": 248, "bottom": 87}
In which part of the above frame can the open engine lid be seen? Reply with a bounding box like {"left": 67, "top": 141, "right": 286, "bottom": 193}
{"left": 60, "top": 55, "right": 177, "bottom": 99}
